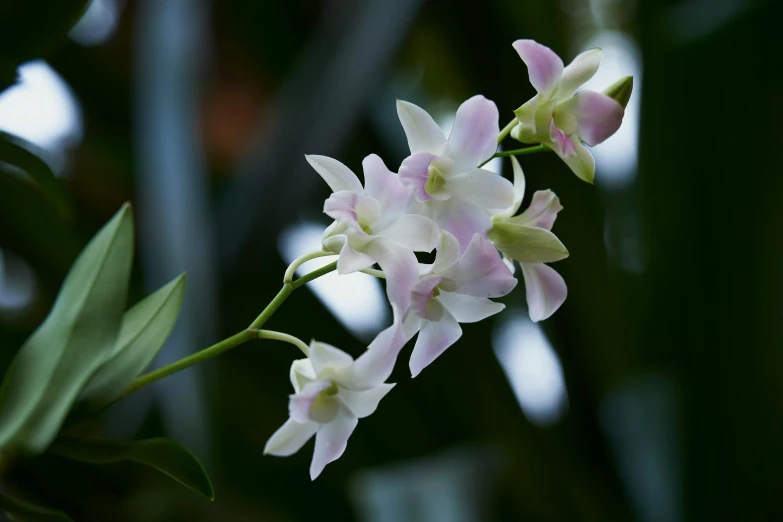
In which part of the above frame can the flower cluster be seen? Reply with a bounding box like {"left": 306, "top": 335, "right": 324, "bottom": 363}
{"left": 265, "top": 39, "right": 632, "bottom": 479}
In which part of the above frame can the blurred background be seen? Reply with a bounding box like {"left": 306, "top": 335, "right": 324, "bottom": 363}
{"left": 1, "top": 0, "right": 781, "bottom": 520}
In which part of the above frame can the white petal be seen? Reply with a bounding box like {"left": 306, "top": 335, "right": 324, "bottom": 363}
{"left": 431, "top": 231, "right": 461, "bottom": 273}
{"left": 337, "top": 243, "right": 376, "bottom": 274}
{"left": 380, "top": 214, "right": 440, "bottom": 252}
{"left": 310, "top": 341, "right": 354, "bottom": 377}
{"left": 432, "top": 199, "right": 493, "bottom": 254}
{"left": 447, "top": 168, "right": 515, "bottom": 211}
{"left": 402, "top": 312, "right": 423, "bottom": 341}
{"left": 441, "top": 233, "right": 518, "bottom": 298}
{"left": 289, "top": 380, "right": 333, "bottom": 423}
{"left": 289, "top": 359, "right": 316, "bottom": 393}
{"left": 362, "top": 154, "right": 412, "bottom": 225}
{"left": 559, "top": 48, "right": 602, "bottom": 99}
{"left": 511, "top": 189, "right": 563, "bottom": 231}
{"left": 409, "top": 312, "right": 462, "bottom": 377}
{"left": 399, "top": 151, "right": 447, "bottom": 203}
{"left": 339, "top": 383, "right": 395, "bottom": 419}
{"left": 264, "top": 418, "right": 318, "bottom": 456}
{"left": 349, "top": 321, "right": 407, "bottom": 389}
{"left": 364, "top": 239, "right": 419, "bottom": 313}
{"left": 498, "top": 156, "right": 526, "bottom": 218}
{"left": 410, "top": 275, "right": 443, "bottom": 319}
{"left": 437, "top": 292, "right": 506, "bottom": 323}
{"left": 396, "top": 100, "right": 447, "bottom": 155}
{"left": 306, "top": 155, "right": 363, "bottom": 194}
{"left": 310, "top": 407, "right": 358, "bottom": 480}
{"left": 520, "top": 262, "right": 567, "bottom": 322}
{"left": 444, "top": 95, "right": 499, "bottom": 171}
{"left": 512, "top": 40, "right": 564, "bottom": 95}
{"left": 502, "top": 254, "right": 516, "bottom": 275}
{"left": 558, "top": 139, "right": 595, "bottom": 183}
{"left": 323, "top": 191, "right": 379, "bottom": 234}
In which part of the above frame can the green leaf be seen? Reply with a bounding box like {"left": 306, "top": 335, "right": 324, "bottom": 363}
{"left": 0, "top": 132, "right": 70, "bottom": 220}
{"left": 0, "top": 204, "right": 134, "bottom": 453}
{"left": 80, "top": 273, "right": 187, "bottom": 404}
{"left": 0, "top": 492, "right": 72, "bottom": 522}
{"left": 489, "top": 223, "right": 569, "bottom": 263}
{"left": 48, "top": 437, "right": 214, "bottom": 500}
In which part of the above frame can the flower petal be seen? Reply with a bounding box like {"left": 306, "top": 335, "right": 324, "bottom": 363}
{"left": 431, "top": 231, "right": 461, "bottom": 273}
{"left": 410, "top": 275, "right": 443, "bottom": 319}
{"left": 338, "top": 383, "right": 395, "bottom": 419}
{"left": 396, "top": 100, "right": 447, "bottom": 155}
{"left": 497, "top": 156, "right": 526, "bottom": 218}
{"left": 559, "top": 48, "right": 602, "bottom": 99}
{"left": 402, "top": 312, "right": 423, "bottom": 341}
{"left": 409, "top": 311, "right": 462, "bottom": 377}
{"left": 512, "top": 40, "right": 564, "bottom": 95}
{"left": 264, "top": 418, "right": 318, "bottom": 456}
{"left": 444, "top": 95, "right": 499, "bottom": 171}
{"left": 433, "top": 199, "right": 493, "bottom": 253}
{"left": 520, "top": 262, "right": 567, "bottom": 322}
{"left": 349, "top": 321, "right": 407, "bottom": 389}
{"left": 364, "top": 238, "right": 419, "bottom": 312}
{"left": 559, "top": 139, "right": 595, "bottom": 183}
{"left": 441, "top": 233, "right": 518, "bottom": 298}
{"left": 310, "top": 407, "right": 358, "bottom": 480}
{"left": 289, "top": 380, "right": 333, "bottom": 423}
{"left": 323, "top": 191, "right": 379, "bottom": 234}
{"left": 290, "top": 359, "right": 316, "bottom": 393}
{"left": 489, "top": 223, "right": 569, "bottom": 263}
{"left": 399, "top": 152, "right": 450, "bottom": 202}
{"left": 447, "top": 168, "right": 515, "bottom": 211}
{"left": 362, "top": 154, "right": 412, "bottom": 225}
{"left": 437, "top": 292, "right": 505, "bottom": 323}
{"left": 310, "top": 341, "right": 354, "bottom": 377}
{"left": 306, "top": 155, "right": 363, "bottom": 194}
{"left": 337, "top": 243, "right": 376, "bottom": 274}
{"left": 380, "top": 214, "right": 440, "bottom": 252}
{"left": 549, "top": 120, "right": 576, "bottom": 158}
{"left": 562, "top": 91, "right": 624, "bottom": 146}
{"left": 510, "top": 189, "right": 563, "bottom": 231}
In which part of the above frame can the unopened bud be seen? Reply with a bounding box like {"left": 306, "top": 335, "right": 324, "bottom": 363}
{"left": 603, "top": 76, "right": 633, "bottom": 110}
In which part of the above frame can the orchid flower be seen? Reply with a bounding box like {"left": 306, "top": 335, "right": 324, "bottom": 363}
{"left": 489, "top": 157, "right": 568, "bottom": 322}
{"left": 402, "top": 231, "right": 517, "bottom": 377}
{"left": 396, "top": 96, "right": 515, "bottom": 251}
{"left": 307, "top": 153, "right": 440, "bottom": 311}
{"left": 264, "top": 323, "right": 405, "bottom": 480}
{"left": 511, "top": 39, "right": 625, "bottom": 183}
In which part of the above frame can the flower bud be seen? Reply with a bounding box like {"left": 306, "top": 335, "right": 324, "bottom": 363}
{"left": 603, "top": 76, "right": 633, "bottom": 110}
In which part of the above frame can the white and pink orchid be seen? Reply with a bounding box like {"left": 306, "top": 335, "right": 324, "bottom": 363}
{"left": 511, "top": 40, "right": 625, "bottom": 183}
{"left": 264, "top": 323, "right": 405, "bottom": 480}
{"left": 402, "top": 232, "right": 517, "bottom": 377}
{"left": 307, "top": 153, "right": 440, "bottom": 311}
{"left": 396, "top": 96, "right": 515, "bottom": 251}
{"left": 490, "top": 157, "right": 568, "bottom": 322}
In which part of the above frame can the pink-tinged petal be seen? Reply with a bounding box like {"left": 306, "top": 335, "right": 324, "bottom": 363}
{"left": 337, "top": 243, "right": 376, "bottom": 275}
{"left": 437, "top": 292, "right": 506, "bottom": 323}
{"left": 310, "top": 341, "right": 354, "bottom": 376}
{"left": 447, "top": 168, "right": 515, "bottom": 211}
{"left": 380, "top": 214, "right": 440, "bottom": 253}
{"left": 338, "top": 383, "right": 395, "bottom": 419}
{"left": 305, "top": 155, "right": 363, "bottom": 194}
{"left": 323, "top": 191, "right": 379, "bottom": 235}
{"left": 559, "top": 139, "right": 595, "bottom": 183}
{"left": 410, "top": 275, "right": 443, "bottom": 319}
{"left": 396, "top": 100, "right": 447, "bottom": 155}
{"left": 444, "top": 95, "right": 500, "bottom": 171}
{"left": 512, "top": 190, "right": 563, "bottom": 231}
{"left": 564, "top": 91, "right": 624, "bottom": 146}
{"left": 441, "top": 234, "right": 518, "bottom": 298}
{"left": 309, "top": 407, "right": 358, "bottom": 480}
{"left": 549, "top": 120, "right": 576, "bottom": 158}
{"left": 364, "top": 239, "right": 419, "bottom": 312}
{"left": 289, "top": 381, "right": 333, "bottom": 423}
{"left": 433, "top": 199, "right": 493, "bottom": 253}
{"left": 520, "top": 262, "right": 567, "bottom": 322}
{"left": 349, "top": 322, "right": 407, "bottom": 389}
{"left": 399, "top": 152, "right": 441, "bottom": 202}
{"left": 289, "top": 359, "right": 316, "bottom": 393}
{"left": 409, "top": 311, "right": 462, "bottom": 377}
{"left": 431, "top": 231, "right": 461, "bottom": 273}
{"left": 402, "top": 312, "right": 422, "bottom": 341}
{"left": 264, "top": 418, "right": 318, "bottom": 456}
{"left": 362, "top": 154, "right": 412, "bottom": 225}
{"left": 512, "top": 40, "right": 564, "bottom": 95}
{"left": 559, "top": 48, "right": 602, "bottom": 99}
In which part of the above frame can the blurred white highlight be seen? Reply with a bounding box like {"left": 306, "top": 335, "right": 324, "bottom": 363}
{"left": 493, "top": 317, "right": 568, "bottom": 426}
{"left": 70, "top": 0, "right": 123, "bottom": 46}
{"left": 0, "top": 250, "right": 37, "bottom": 316}
{"left": 279, "top": 222, "right": 389, "bottom": 339}
{"left": 0, "top": 60, "right": 83, "bottom": 172}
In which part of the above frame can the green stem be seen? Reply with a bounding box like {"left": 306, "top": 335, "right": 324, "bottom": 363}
{"left": 284, "top": 251, "right": 333, "bottom": 283}
{"left": 249, "top": 284, "right": 293, "bottom": 329}
{"left": 498, "top": 118, "right": 518, "bottom": 144}
{"left": 291, "top": 260, "right": 337, "bottom": 289}
{"left": 360, "top": 268, "right": 385, "bottom": 279}
{"left": 252, "top": 329, "right": 310, "bottom": 356}
{"left": 478, "top": 144, "right": 549, "bottom": 167}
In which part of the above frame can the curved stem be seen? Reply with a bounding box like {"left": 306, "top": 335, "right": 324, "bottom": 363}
{"left": 252, "top": 329, "right": 309, "bottom": 356}
{"left": 291, "top": 260, "right": 337, "bottom": 289}
{"left": 498, "top": 118, "right": 518, "bottom": 144}
{"left": 360, "top": 268, "right": 386, "bottom": 278}
{"left": 479, "top": 144, "right": 549, "bottom": 167}
{"left": 284, "top": 251, "right": 334, "bottom": 283}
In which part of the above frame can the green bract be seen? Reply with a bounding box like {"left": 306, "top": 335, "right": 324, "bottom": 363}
{"left": 603, "top": 76, "right": 634, "bottom": 110}
{"left": 489, "top": 221, "right": 569, "bottom": 263}
{"left": 0, "top": 204, "right": 133, "bottom": 453}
